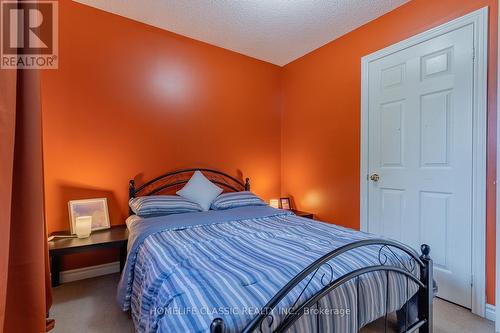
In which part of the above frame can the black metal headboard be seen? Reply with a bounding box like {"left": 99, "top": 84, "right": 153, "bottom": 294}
{"left": 129, "top": 168, "right": 250, "bottom": 200}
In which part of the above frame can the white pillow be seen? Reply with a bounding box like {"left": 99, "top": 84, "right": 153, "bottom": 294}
{"left": 176, "top": 171, "right": 223, "bottom": 211}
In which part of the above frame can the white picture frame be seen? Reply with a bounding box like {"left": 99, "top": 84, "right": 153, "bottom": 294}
{"left": 68, "top": 198, "right": 110, "bottom": 234}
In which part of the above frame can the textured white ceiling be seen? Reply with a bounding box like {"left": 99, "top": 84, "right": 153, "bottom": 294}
{"left": 73, "top": 0, "right": 410, "bottom": 66}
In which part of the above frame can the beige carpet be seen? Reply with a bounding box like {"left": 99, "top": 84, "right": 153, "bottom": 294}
{"left": 50, "top": 273, "right": 494, "bottom": 333}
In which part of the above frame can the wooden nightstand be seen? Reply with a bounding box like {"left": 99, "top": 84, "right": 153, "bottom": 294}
{"left": 291, "top": 209, "right": 314, "bottom": 219}
{"left": 48, "top": 225, "right": 128, "bottom": 287}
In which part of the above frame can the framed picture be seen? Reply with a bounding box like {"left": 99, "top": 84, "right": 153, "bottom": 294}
{"left": 68, "top": 198, "right": 110, "bottom": 234}
{"left": 280, "top": 197, "right": 291, "bottom": 210}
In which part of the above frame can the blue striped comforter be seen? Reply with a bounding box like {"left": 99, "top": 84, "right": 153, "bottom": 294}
{"left": 117, "top": 206, "right": 419, "bottom": 333}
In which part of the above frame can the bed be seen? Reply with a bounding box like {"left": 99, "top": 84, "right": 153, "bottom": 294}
{"left": 117, "top": 169, "right": 433, "bottom": 333}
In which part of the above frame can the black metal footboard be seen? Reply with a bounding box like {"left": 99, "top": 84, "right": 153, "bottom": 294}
{"left": 210, "top": 239, "right": 433, "bottom": 333}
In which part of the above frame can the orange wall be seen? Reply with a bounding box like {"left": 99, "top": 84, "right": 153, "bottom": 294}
{"left": 281, "top": 0, "right": 498, "bottom": 304}
{"left": 41, "top": 1, "right": 282, "bottom": 269}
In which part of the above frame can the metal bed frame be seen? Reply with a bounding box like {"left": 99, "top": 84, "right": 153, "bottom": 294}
{"left": 129, "top": 168, "right": 433, "bottom": 333}
{"left": 129, "top": 168, "right": 249, "bottom": 214}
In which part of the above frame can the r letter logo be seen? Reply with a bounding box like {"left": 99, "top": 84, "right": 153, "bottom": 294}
{"left": 1, "top": 0, "right": 58, "bottom": 69}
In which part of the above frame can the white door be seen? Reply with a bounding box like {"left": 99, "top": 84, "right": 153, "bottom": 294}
{"left": 366, "top": 24, "right": 474, "bottom": 308}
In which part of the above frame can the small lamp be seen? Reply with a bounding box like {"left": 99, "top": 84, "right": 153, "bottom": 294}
{"left": 75, "top": 216, "right": 92, "bottom": 238}
{"left": 269, "top": 199, "right": 280, "bottom": 209}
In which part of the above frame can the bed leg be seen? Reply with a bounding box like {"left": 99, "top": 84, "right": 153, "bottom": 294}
{"left": 418, "top": 244, "right": 433, "bottom": 333}
{"left": 210, "top": 318, "right": 225, "bottom": 333}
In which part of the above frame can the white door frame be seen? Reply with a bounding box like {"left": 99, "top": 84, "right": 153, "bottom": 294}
{"left": 496, "top": 2, "right": 500, "bottom": 330}
{"left": 360, "top": 8, "right": 488, "bottom": 317}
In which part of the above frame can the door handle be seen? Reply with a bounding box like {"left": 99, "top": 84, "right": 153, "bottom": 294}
{"left": 370, "top": 173, "right": 380, "bottom": 182}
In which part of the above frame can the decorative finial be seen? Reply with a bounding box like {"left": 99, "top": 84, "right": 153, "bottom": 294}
{"left": 210, "top": 318, "right": 225, "bottom": 333}
{"left": 421, "top": 244, "right": 431, "bottom": 259}
{"left": 129, "top": 179, "right": 136, "bottom": 200}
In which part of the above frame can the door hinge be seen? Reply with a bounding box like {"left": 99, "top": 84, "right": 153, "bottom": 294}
{"left": 472, "top": 47, "right": 475, "bottom": 62}
{"left": 471, "top": 274, "right": 474, "bottom": 287}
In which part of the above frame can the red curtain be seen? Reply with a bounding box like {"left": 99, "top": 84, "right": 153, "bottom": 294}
{"left": 0, "top": 57, "right": 17, "bottom": 333}
{"left": 0, "top": 23, "right": 53, "bottom": 333}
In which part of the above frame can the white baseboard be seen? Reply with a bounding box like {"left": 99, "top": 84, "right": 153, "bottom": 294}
{"left": 486, "top": 303, "right": 496, "bottom": 322}
{"left": 59, "top": 261, "right": 120, "bottom": 284}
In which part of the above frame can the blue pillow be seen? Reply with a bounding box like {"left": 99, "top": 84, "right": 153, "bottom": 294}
{"left": 129, "top": 195, "right": 202, "bottom": 217}
{"left": 211, "top": 191, "right": 267, "bottom": 210}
